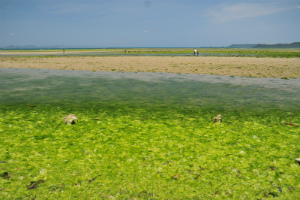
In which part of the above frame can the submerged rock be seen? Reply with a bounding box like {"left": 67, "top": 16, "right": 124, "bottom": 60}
{"left": 213, "top": 114, "right": 222, "bottom": 123}
{"left": 63, "top": 114, "right": 78, "bottom": 125}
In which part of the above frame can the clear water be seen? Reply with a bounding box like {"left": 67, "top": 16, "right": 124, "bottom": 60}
{"left": 0, "top": 68, "right": 299, "bottom": 112}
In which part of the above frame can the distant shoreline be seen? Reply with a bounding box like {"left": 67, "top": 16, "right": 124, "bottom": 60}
{"left": 1, "top": 42, "right": 300, "bottom": 50}
{"left": 1, "top": 56, "right": 299, "bottom": 78}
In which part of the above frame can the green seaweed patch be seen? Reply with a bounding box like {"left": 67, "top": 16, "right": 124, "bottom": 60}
{"left": 0, "top": 103, "right": 299, "bottom": 199}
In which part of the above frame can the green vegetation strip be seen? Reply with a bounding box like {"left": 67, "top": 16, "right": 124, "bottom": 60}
{"left": 1, "top": 48, "right": 300, "bottom": 58}
{"left": 125, "top": 48, "right": 300, "bottom": 58}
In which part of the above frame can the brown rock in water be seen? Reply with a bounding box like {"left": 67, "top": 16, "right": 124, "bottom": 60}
{"left": 213, "top": 114, "right": 222, "bottom": 123}
{"left": 63, "top": 114, "right": 78, "bottom": 125}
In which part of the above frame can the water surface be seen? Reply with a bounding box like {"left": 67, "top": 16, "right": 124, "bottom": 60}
{"left": 0, "top": 68, "right": 299, "bottom": 112}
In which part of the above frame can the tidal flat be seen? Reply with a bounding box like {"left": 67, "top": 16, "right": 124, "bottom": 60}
{"left": 1, "top": 55, "right": 300, "bottom": 78}
{"left": 0, "top": 67, "right": 300, "bottom": 199}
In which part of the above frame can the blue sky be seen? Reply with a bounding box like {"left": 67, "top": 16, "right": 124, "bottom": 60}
{"left": 1, "top": 0, "right": 299, "bottom": 47}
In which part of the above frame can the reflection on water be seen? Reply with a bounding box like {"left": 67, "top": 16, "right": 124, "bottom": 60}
{"left": 0, "top": 68, "right": 299, "bottom": 111}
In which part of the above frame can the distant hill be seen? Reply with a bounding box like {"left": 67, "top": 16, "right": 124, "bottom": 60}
{"left": 1, "top": 42, "right": 299, "bottom": 50}
{"left": 0, "top": 45, "right": 68, "bottom": 50}
{"left": 227, "top": 42, "right": 300, "bottom": 49}
{"left": 1, "top": 45, "right": 38, "bottom": 50}
{"left": 253, "top": 42, "right": 300, "bottom": 48}
{"left": 227, "top": 44, "right": 258, "bottom": 48}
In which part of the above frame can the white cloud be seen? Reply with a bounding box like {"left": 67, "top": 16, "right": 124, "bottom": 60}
{"left": 143, "top": 30, "right": 149, "bottom": 33}
{"left": 9, "top": 33, "right": 15, "bottom": 36}
{"left": 208, "top": 3, "right": 285, "bottom": 23}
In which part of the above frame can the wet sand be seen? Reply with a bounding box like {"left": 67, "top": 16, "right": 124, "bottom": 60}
{"left": 1, "top": 56, "right": 299, "bottom": 78}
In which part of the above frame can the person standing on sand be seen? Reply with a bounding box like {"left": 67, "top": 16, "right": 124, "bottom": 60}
{"left": 194, "top": 49, "right": 197, "bottom": 56}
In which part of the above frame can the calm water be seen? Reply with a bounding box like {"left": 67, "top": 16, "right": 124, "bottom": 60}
{"left": 0, "top": 68, "right": 299, "bottom": 111}
{"left": 0, "top": 52, "right": 256, "bottom": 57}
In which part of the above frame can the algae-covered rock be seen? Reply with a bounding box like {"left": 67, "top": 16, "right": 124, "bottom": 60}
{"left": 63, "top": 114, "right": 78, "bottom": 125}
{"left": 213, "top": 114, "right": 222, "bottom": 123}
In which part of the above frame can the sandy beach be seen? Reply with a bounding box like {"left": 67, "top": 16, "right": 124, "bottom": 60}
{"left": 1, "top": 56, "right": 299, "bottom": 78}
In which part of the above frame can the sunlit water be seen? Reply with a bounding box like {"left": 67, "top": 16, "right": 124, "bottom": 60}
{"left": 0, "top": 68, "right": 299, "bottom": 111}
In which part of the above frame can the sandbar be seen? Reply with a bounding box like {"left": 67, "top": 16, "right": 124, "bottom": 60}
{"left": 1, "top": 56, "right": 299, "bottom": 78}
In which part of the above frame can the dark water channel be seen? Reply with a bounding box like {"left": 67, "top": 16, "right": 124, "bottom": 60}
{"left": 0, "top": 68, "right": 299, "bottom": 112}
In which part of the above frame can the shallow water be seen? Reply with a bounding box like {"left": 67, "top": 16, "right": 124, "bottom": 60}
{"left": 0, "top": 52, "right": 196, "bottom": 57}
{"left": 0, "top": 68, "right": 299, "bottom": 111}
{"left": 0, "top": 52, "right": 257, "bottom": 57}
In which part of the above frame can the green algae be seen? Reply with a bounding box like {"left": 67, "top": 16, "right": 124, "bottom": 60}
{"left": 0, "top": 69, "right": 299, "bottom": 199}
